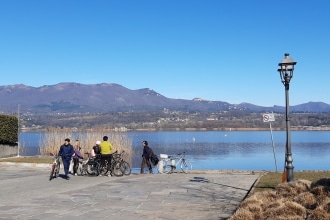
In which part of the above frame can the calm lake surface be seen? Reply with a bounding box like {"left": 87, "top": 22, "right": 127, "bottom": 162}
{"left": 19, "top": 131, "right": 330, "bottom": 171}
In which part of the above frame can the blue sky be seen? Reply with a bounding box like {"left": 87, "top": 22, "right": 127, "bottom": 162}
{"left": 1, "top": 1, "right": 329, "bottom": 107}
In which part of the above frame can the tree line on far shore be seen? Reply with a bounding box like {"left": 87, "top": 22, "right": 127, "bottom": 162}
{"left": 18, "top": 110, "right": 330, "bottom": 131}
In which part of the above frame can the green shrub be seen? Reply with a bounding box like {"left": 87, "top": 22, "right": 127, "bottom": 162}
{"left": 0, "top": 114, "right": 18, "bottom": 144}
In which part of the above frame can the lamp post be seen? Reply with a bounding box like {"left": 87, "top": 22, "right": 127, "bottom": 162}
{"left": 278, "top": 53, "right": 297, "bottom": 182}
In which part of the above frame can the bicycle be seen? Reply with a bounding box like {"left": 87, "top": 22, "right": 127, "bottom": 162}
{"left": 95, "top": 151, "right": 119, "bottom": 176}
{"left": 76, "top": 151, "right": 131, "bottom": 177}
{"left": 77, "top": 153, "right": 99, "bottom": 176}
{"left": 49, "top": 155, "right": 61, "bottom": 181}
{"left": 96, "top": 151, "right": 118, "bottom": 177}
{"left": 111, "top": 151, "right": 131, "bottom": 176}
{"left": 99, "top": 151, "right": 132, "bottom": 177}
{"left": 157, "top": 152, "right": 192, "bottom": 174}
{"left": 78, "top": 153, "right": 111, "bottom": 177}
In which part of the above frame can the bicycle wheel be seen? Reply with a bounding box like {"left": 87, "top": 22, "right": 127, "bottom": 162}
{"left": 164, "top": 159, "right": 174, "bottom": 174}
{"left": 77, "top": 162, "right": 84, "bottom": 176}
{"left": 86, "top": 164, "right": 93, "bottom": 175}
{"left": 111, "top": 161, "right": 124, "bottom": 177}
{"left": 87, "top": 163, "right": 99, "bottom": 176}
{"left": 157, "top": 159, "right": 168, "bottom": 174}
{"left": 121, "top": 161, "right": 131, "bottom": 175}
{"left": 157, "top": 159, "right": 164, "bottom": 173}
{"left": 94, "top": 163, "right": 101, "bottom": 176}
{"left": 55, "top": 163, "right": 60, "bottom": 177}
{"left": 49, "top": 164, "right": 55, "bottom": 181}
{"left": 99, "top": 166, "right": 108, "bottom": 175}
{"left": 99, "top": 161, "right": 109, "bottom": 176}
{"left": 81, "top": 163, "right": 88, "bottom": 176}
{"left": 180, "top": 159, "right": 192, "bottom": 174}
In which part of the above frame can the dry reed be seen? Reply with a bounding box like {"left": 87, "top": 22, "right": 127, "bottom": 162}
{"left": 38, "top": 127, "right": 132, "bottom": 163}
{"left": 295, "top": 192, "right": 317, "bottom": 210}
{"left": 230, "top": 178, "right": 330, "bottom": 220}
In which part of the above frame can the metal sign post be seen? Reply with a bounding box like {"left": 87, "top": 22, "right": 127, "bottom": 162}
{"left": 263, "top": 113, "right": 278, "bottom": 172}
{"left": 17, "top": 104, "right": 20, "bottom": 157}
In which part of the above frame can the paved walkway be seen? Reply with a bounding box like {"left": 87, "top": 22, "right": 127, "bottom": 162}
{"left": 0, "top": 163, "right": 260, "bottom": 220}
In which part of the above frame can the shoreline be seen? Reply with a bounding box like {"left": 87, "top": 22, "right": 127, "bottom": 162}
{"left": 1, "top": 161, "right": 329, "bottom": 173}
{"left": 20, "top": 126, "right": 330, "bottom": 132}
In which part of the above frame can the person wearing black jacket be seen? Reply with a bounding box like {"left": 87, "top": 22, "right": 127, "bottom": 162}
{"left": 58, "top": 138, "right": 74, "bottom": 180}
{"left": 140, "top": 140, "right": 153, "bottom": 174}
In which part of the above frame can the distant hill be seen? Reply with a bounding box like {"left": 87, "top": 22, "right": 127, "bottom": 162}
{"left": 235, "top": 102, "right": 330, "bottom": 113}
{"left": 0, "top": 83, "right": 329, "bottom": 114}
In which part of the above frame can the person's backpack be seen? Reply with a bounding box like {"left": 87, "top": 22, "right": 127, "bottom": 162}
{"left": 93, "top": 145, "right": 100, "bottom": 155}
{"left": 150, "top": 153, "right": 159, "bottom": 166}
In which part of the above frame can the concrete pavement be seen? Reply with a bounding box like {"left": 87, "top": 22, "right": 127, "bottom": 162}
{"left": 0, "top": 163, "right": 260, "bottom": 220}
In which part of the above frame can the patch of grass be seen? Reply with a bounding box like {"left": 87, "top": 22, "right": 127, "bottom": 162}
{"left": 0, "top": 156, "right": 53, "bottom": 164}
{"left": 254, "top": 171, "right": 330, "bottom": 193}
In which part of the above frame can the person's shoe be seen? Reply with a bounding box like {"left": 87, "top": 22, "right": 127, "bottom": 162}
{"left": 66, "top": 175, "right": 70, "bottom": 180}
{"left": 74, "top": 173, "right": 77, "bottom": 176}
{"left": 108, "top": 174, "right": 111, "bottom": 177}
{"left": 98, "top": 174, "right": 102, "bottom": 177}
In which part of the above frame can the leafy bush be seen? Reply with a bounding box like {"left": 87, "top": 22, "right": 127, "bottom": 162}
{"left": 0, "top": 114, "right": 18, "bottom": 144}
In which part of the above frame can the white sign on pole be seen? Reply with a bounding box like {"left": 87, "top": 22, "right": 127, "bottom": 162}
{"left": 263, "top": 113, "right": 278, "bottom": 171}
{"left": 263, "top": 113, "right": 275, "bottom": 122}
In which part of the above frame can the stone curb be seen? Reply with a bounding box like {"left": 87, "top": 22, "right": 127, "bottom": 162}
{"left": 0, "top": 161, "right": 268, "bottom": 175}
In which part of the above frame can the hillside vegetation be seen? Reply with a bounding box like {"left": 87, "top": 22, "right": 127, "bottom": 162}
{"left": 19, "top": 110, "right": 330, "bottom": 131}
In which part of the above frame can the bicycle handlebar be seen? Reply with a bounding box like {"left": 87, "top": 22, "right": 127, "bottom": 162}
{"left": 166, "top": 152, "right": 186, "bottom": 159}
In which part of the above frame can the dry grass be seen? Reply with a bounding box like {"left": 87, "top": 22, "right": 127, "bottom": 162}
{"left": 0, "top": 156, "right": 53, "bottom": 163}
{"left": 254, "top": 171, "right": 330, "bottom": 192}
{"left": 39, "top": 127, "right": 73, "bottom": 156}
{"left": 39, "top": 127, "right": 132, "bottom": 157}
{"left": 231, "top": 173, "right": 330, "bottom": 220}
{"left": 0, "top": 127, "right": 133, "bottom": 164}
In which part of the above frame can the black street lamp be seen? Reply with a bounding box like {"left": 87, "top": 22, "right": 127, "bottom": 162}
{"left": 278, "top": 53, "right": 297, "bottom": 182}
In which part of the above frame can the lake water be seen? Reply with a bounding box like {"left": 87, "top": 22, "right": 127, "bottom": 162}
{"left": 18, "top": 131, "right": 330, "bottom": 171}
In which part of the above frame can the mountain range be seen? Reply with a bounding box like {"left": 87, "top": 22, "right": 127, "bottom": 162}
{"left": 1, "top": 83, "right": 330, "bottom": 114}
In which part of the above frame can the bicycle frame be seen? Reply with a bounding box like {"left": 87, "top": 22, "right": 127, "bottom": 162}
{"left": 49, "top": 156, "right": 60, "bottom": 181}
{"left": 78, "top": 156, "right": 91, "bottom": 176}
{"left": 77, "top": 151, "right": 131, "bottom": 177}
{"left": 110, "top": 151, "right": 131, "bottom": 176}
{"left": 77, "top": 153, "right": 101, "bottom": 176}
{"left": 157, "top": 152, "right": 192, "bottom": 174}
